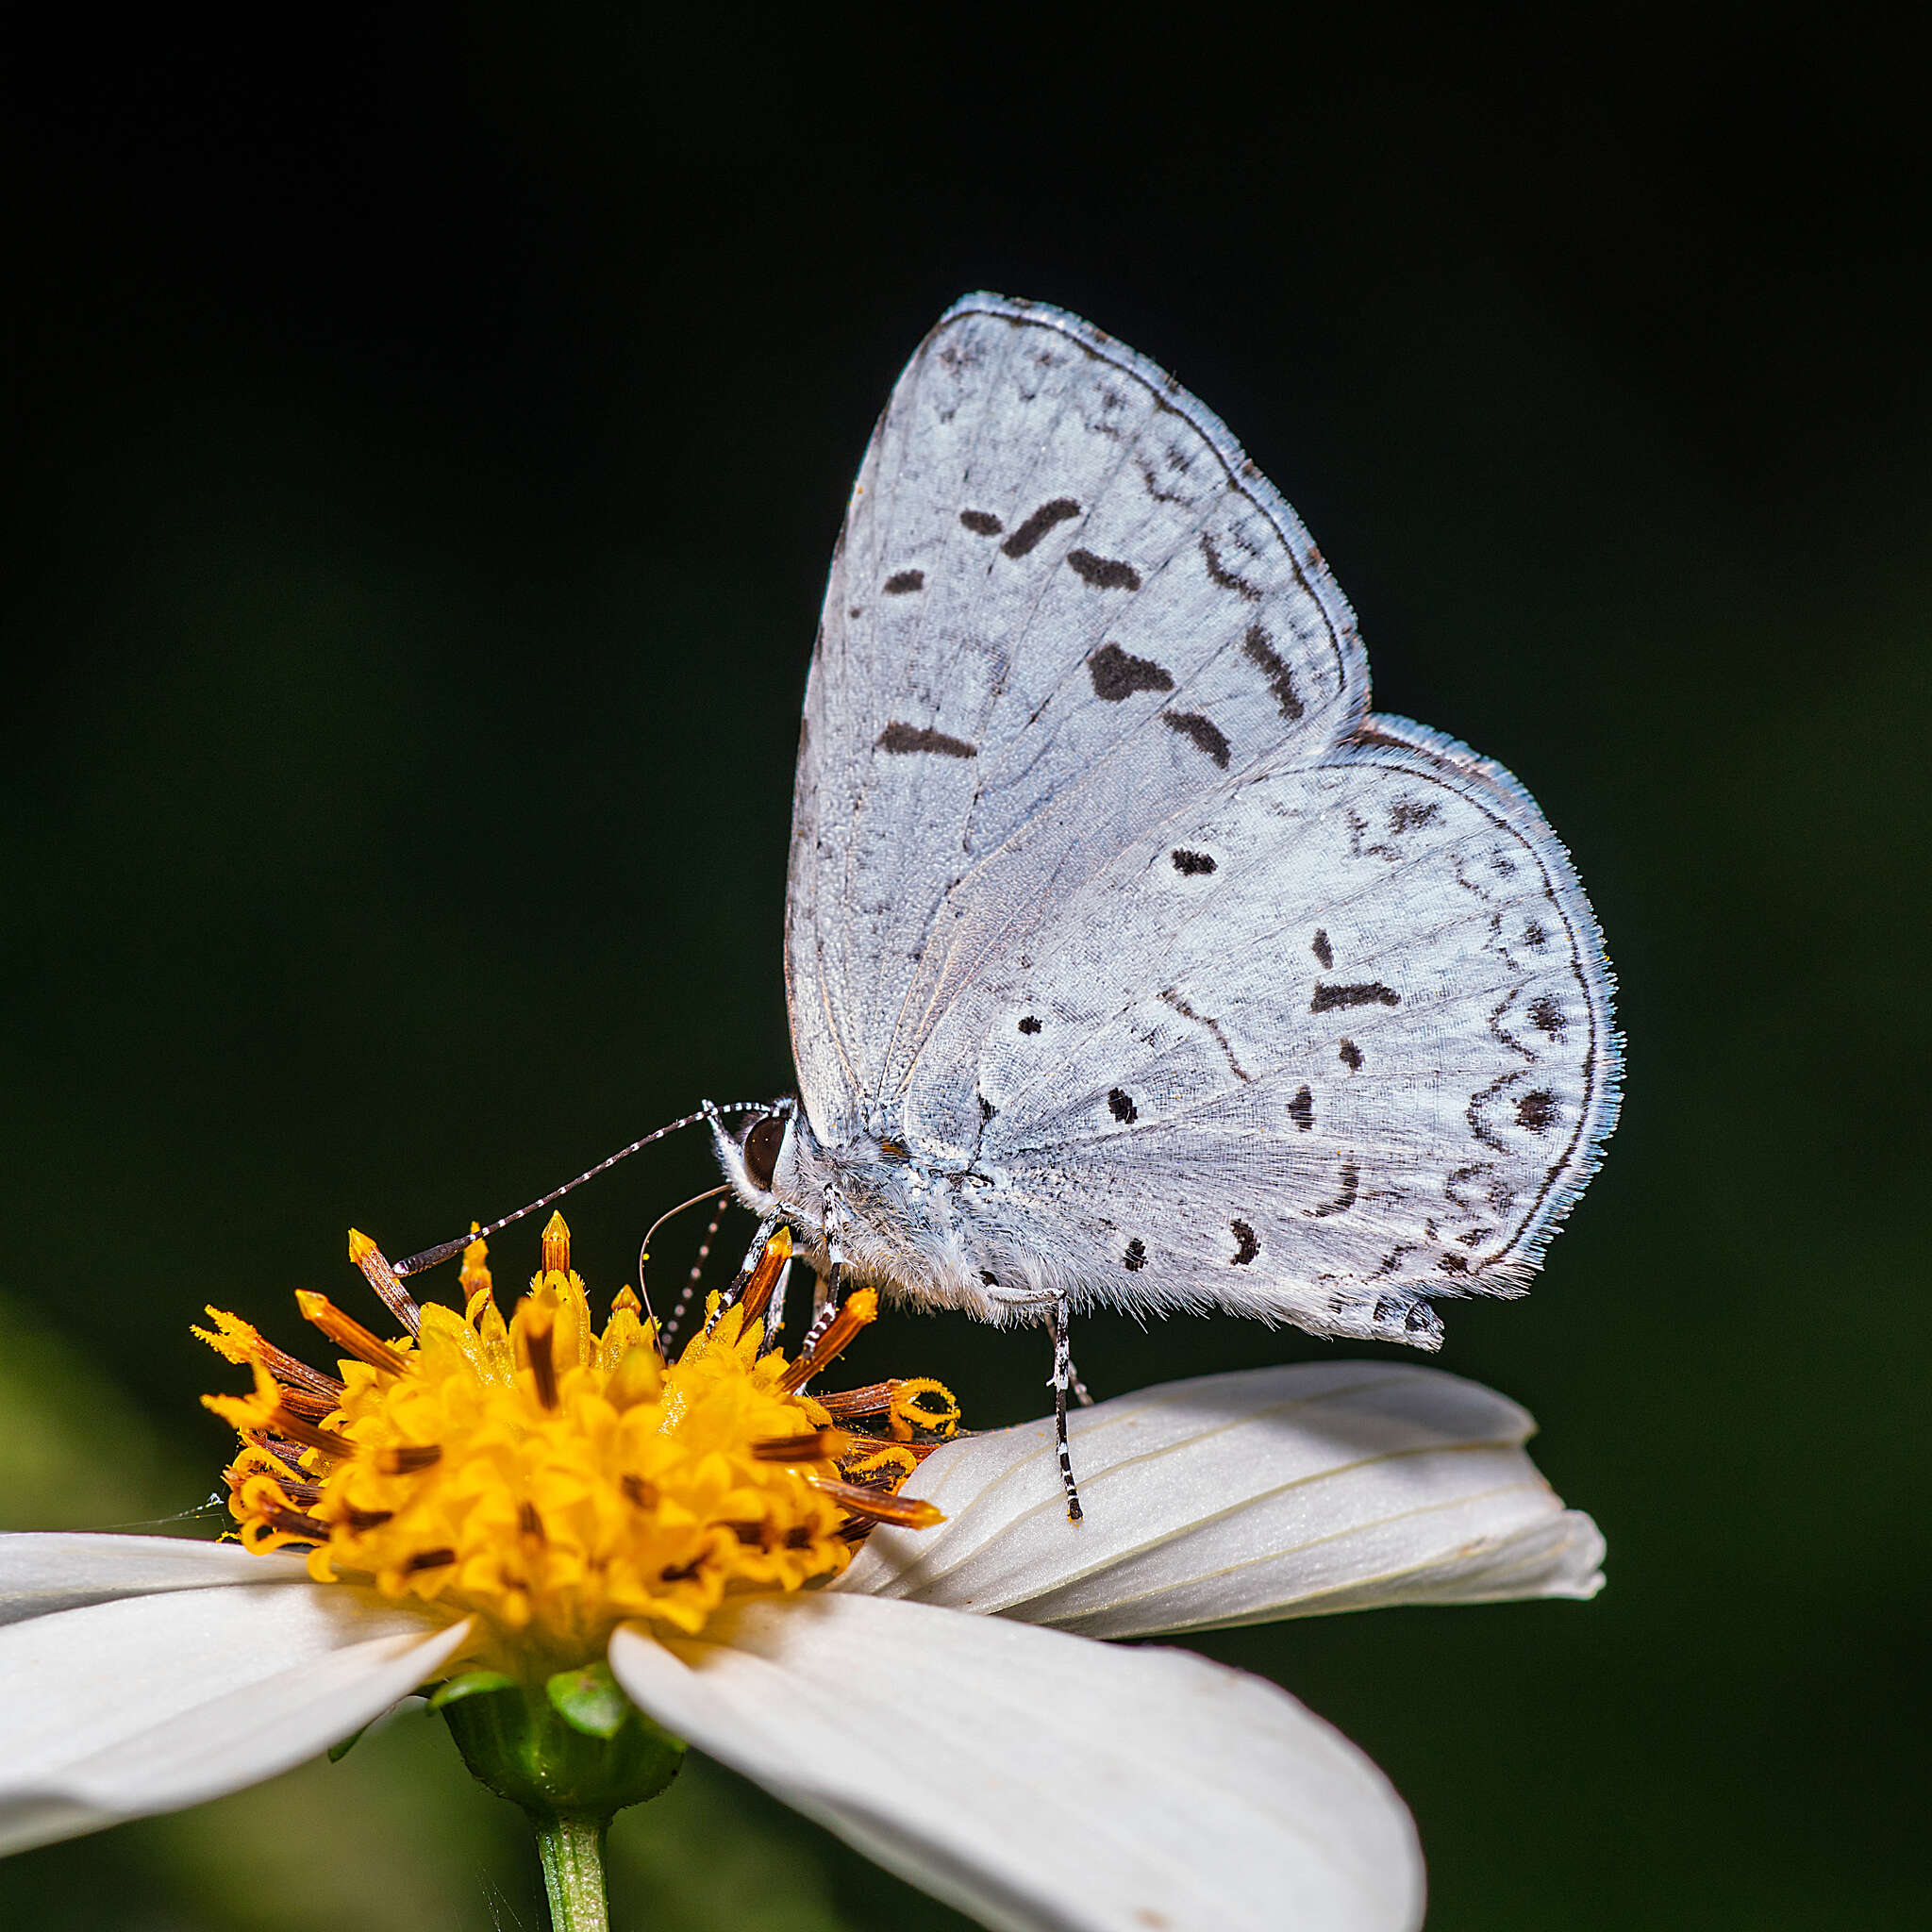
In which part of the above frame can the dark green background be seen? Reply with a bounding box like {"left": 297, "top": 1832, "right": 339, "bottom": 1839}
{"left": 5, "top": 8, "right": 1925, "bottom": 1927}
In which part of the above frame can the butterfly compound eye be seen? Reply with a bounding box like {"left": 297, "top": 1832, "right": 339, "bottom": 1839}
{"left": 741, "top": 1112, "right": 787, "bottom": 1191}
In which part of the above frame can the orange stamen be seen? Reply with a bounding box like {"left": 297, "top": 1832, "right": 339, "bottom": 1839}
{"left": 812, "top": 1379, "right": 900, "bottom": 1420}
{"left": 738, "top": 1226, "right": 794, "bottom": 1324}
{"left": 808, "top": 1475, "right": 944, "bottom": 1529}
{"left": 266, "top": 1406, "right": 353, "bottom": 1457}
{"left": 778, "top": 1288, "right": 878, "bottom": 1392}
{"left": 752, "top": 1426, "right": 854, "bottom": 1462}
{"left": 347, "top": 1229, "right": 421, "bottom": 1337}
{"left": 296, "top": 1291, "right": 409, "bottom": 1374}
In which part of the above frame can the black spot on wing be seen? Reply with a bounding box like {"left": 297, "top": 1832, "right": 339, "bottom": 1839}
{"left": 1089, "top": 642, "right": 1175, "bottom": 702}
{"left": 1066, "top": 549, "right": 1142, "bottom": 591}
{"left": 1515, "top": 1090, "right": 1558, "bottom": 1132}
{"left": 1311, "top": 982, "right": 1401, "bottom": 1012}
{"left": 1229, "top": 1219, "right": 1258, "bottom": 1265}
{"left": 876, "top": 723, "right": 976, "bottom": 758}
{"left": 1200, "top": 534, "right": 1262, "bottom": 601}
{"left": 1311, "top": 929, "right": 1333, "bottom": 969}
{"left": 1161, "top": 710, "right": 1231, "bottom": 768}
{"left": 1311, "top": 1161, "right": 1359, "bottom": 1218}
{"left": 1108, "top": 1088, "right": 1138, "bottom": 1124}
{"left": 959, "top": 509, "right": 1004, "bottom": 536}
{"left": 884, "top": 570, "right": 924, "bottom": 594}
{"left": 1242, "top": 625, "right": 1305, "bottom": 723}
{"left": 1002, "top": 498, "right": 1081, "bottom": 558}
{"left": 1338, "top": 1039, "right": 1363, "bottom": 1071}
{"left": 1288, "top": 1085, "right": 1314, "bottom": 1131}
{"left": 1526, "top": 995, "right": 1568, "bottom": 1040}
{"left": 1391, "top": 799, "right": 1443, "bottom": 834}
{"left": 1172, "top": 849, "right": 1217, "bottom": 875}
{"left": 1018, "top": 1014, "right": 1041, "bottom": 1034}
{"left": 1123, "top": 1238, "right": 1147, "bottom": 1272}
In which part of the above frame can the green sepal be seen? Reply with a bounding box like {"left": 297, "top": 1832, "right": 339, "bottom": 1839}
{"left": 327, "top": 1723, "right": 371, "bottom": 1764}
{"left": 441, "top": 1668, "right": 684, "bottom": 1824}
{"left": 546, "top": 1660, "right": 630, "bottom": 1739}
{"left": 428, "top": 1669, "right": 519, "bottom": 1710}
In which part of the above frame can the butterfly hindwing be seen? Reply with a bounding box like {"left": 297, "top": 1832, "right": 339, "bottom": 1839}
{"left": 908, "top": 718, "right": 1618, "bottom": 1336}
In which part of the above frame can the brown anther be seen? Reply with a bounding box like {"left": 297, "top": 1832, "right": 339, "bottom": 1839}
{"left": 376, "top": 1444, "right": 442, "bottom": 1475}
{"left": 620, "top": 1474, "right": 658, "bottom": 1508}
{"left": 752, "top": 1426, "right": 852, "bottom": 1462}
{"left": 252, "top": 1433, "right": 315, "bottom": 1475}
{"left": 249, "top": 1339, "right": 344, "bottom": 1403}
{"left": 808, "top": 1475, "right": 945, "bottom": 1529}
{"left": 267, "top": 1406, "right": 354, "bottom": 1457}
{"left": 840, "top": 1430, "right": 942, "bottom": 1466}
{"left": 738, "top": 1226, "right": 794, "bottom": 1324}
{"left": 274, "top": 1385, "right": 342, "bottom": 1421}
{"left": 258, "top": 1503, "right": 332, "bottom": 1542}
{"left": 658, "top": 1557, "right": 704, "bottom": 1583}
{"left": 777, "top": 1289, "right": 879, "bottom": 1392}
{"left": 725, "top": 1521, "right": 772, "bottom": 1548}
{"left": 403, "top": 1547, "right": 457, "bottom": 1574}
{"left": 295, "top": 1291, "right": 408, "bottom": 1374}
{"left": 341, "top": 1505, "right": 394, "bottom": 1532}
{"left": 347, "top": 1229, "right": 422, "bottom": 1338}
{"left": 518, "top": 1501, "right": 545, "bottom": 1541}
{"left": 278, "top": 1479, "right": 326, "bottom": 1507}
{"left": 785, "top": 1524, "right": 818, "bottom": 1550}
{"left": 610, "top": 1284, "right": 642, "bottom": 1319}
{"left": 812, "top": 1379, "right": 901, "bottom": 1420}
{"left": 525, "top": 1317, "right": 559, "bottom": 1408}
{"left": 541, "top": 1210, "right": 571, "bottom": 1276}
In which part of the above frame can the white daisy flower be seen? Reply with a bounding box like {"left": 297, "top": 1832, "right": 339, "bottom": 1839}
{"left": 0, "top": 1216, "right": 1602, "bottom": 1932}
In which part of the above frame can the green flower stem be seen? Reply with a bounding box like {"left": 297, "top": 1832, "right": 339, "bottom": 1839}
{"left": 536, "top": 1813, "right": 610, "bottom": 1932}
{"left": 439, "top": 1663, "right": 686, "bottom": 1932}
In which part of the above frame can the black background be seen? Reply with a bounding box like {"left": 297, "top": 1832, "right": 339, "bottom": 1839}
{"left": 4, "top": 7, "right": 1926, "bottom": 1927}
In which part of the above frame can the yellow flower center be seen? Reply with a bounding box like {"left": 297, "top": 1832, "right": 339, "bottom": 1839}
{"left": 200, "top": 1213, "right": 958, "bottom": 1673}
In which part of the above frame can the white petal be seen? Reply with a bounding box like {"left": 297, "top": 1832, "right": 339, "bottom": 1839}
{"left": 609, "top": 1592, "right": 1422, "bottom": 1932}
{"left": 0, "top": 1581, "right": 468, "bottom": 1853}
{"left": 840, "top": 1363, "right": 1604, "bottom": 1638}
{"left": 0, "top": 1533, "right": 311, "bottom": 1627}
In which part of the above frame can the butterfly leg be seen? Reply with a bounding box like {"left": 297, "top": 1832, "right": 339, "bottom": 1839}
{"left": 798, "top": 1182, "right": 849, "bottom": 1356}
{"left": 705, "top": 1208, "right": 778, "bottom": 1337}
{"left": 1050, "top": 1297, "right": 1086, "bottom": 1525}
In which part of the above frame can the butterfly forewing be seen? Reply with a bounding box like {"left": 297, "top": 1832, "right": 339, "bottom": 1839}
{"left": 791, "top": 295, "right": 1369, "bottom": 1137}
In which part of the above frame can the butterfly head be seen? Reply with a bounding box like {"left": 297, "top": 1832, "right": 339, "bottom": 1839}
{"left": 708, "top": 1095, "right": 807, "bottom": 1214}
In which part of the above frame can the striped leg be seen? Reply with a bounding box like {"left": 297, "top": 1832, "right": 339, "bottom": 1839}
{"left": 705, "top": 1208, "right": 777, "bottom": 1336}
{"left": 797, "top": 1184, "right": 849, "bottom": 1356}
{"left": 1051, "top": 1298, "right": 1086, "bottom": 1525}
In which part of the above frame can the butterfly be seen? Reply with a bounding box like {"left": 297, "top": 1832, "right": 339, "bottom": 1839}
{"left": 403, "top": 293, "right": 1620, "bottom": 1522}
{"left": 698, "top": 294, "right": 1621, "bottom": 1512}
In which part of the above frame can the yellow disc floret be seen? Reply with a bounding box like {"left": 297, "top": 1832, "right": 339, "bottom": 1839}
{"left": 201, "top": 1213, "right": 957, "bottom": 1674}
